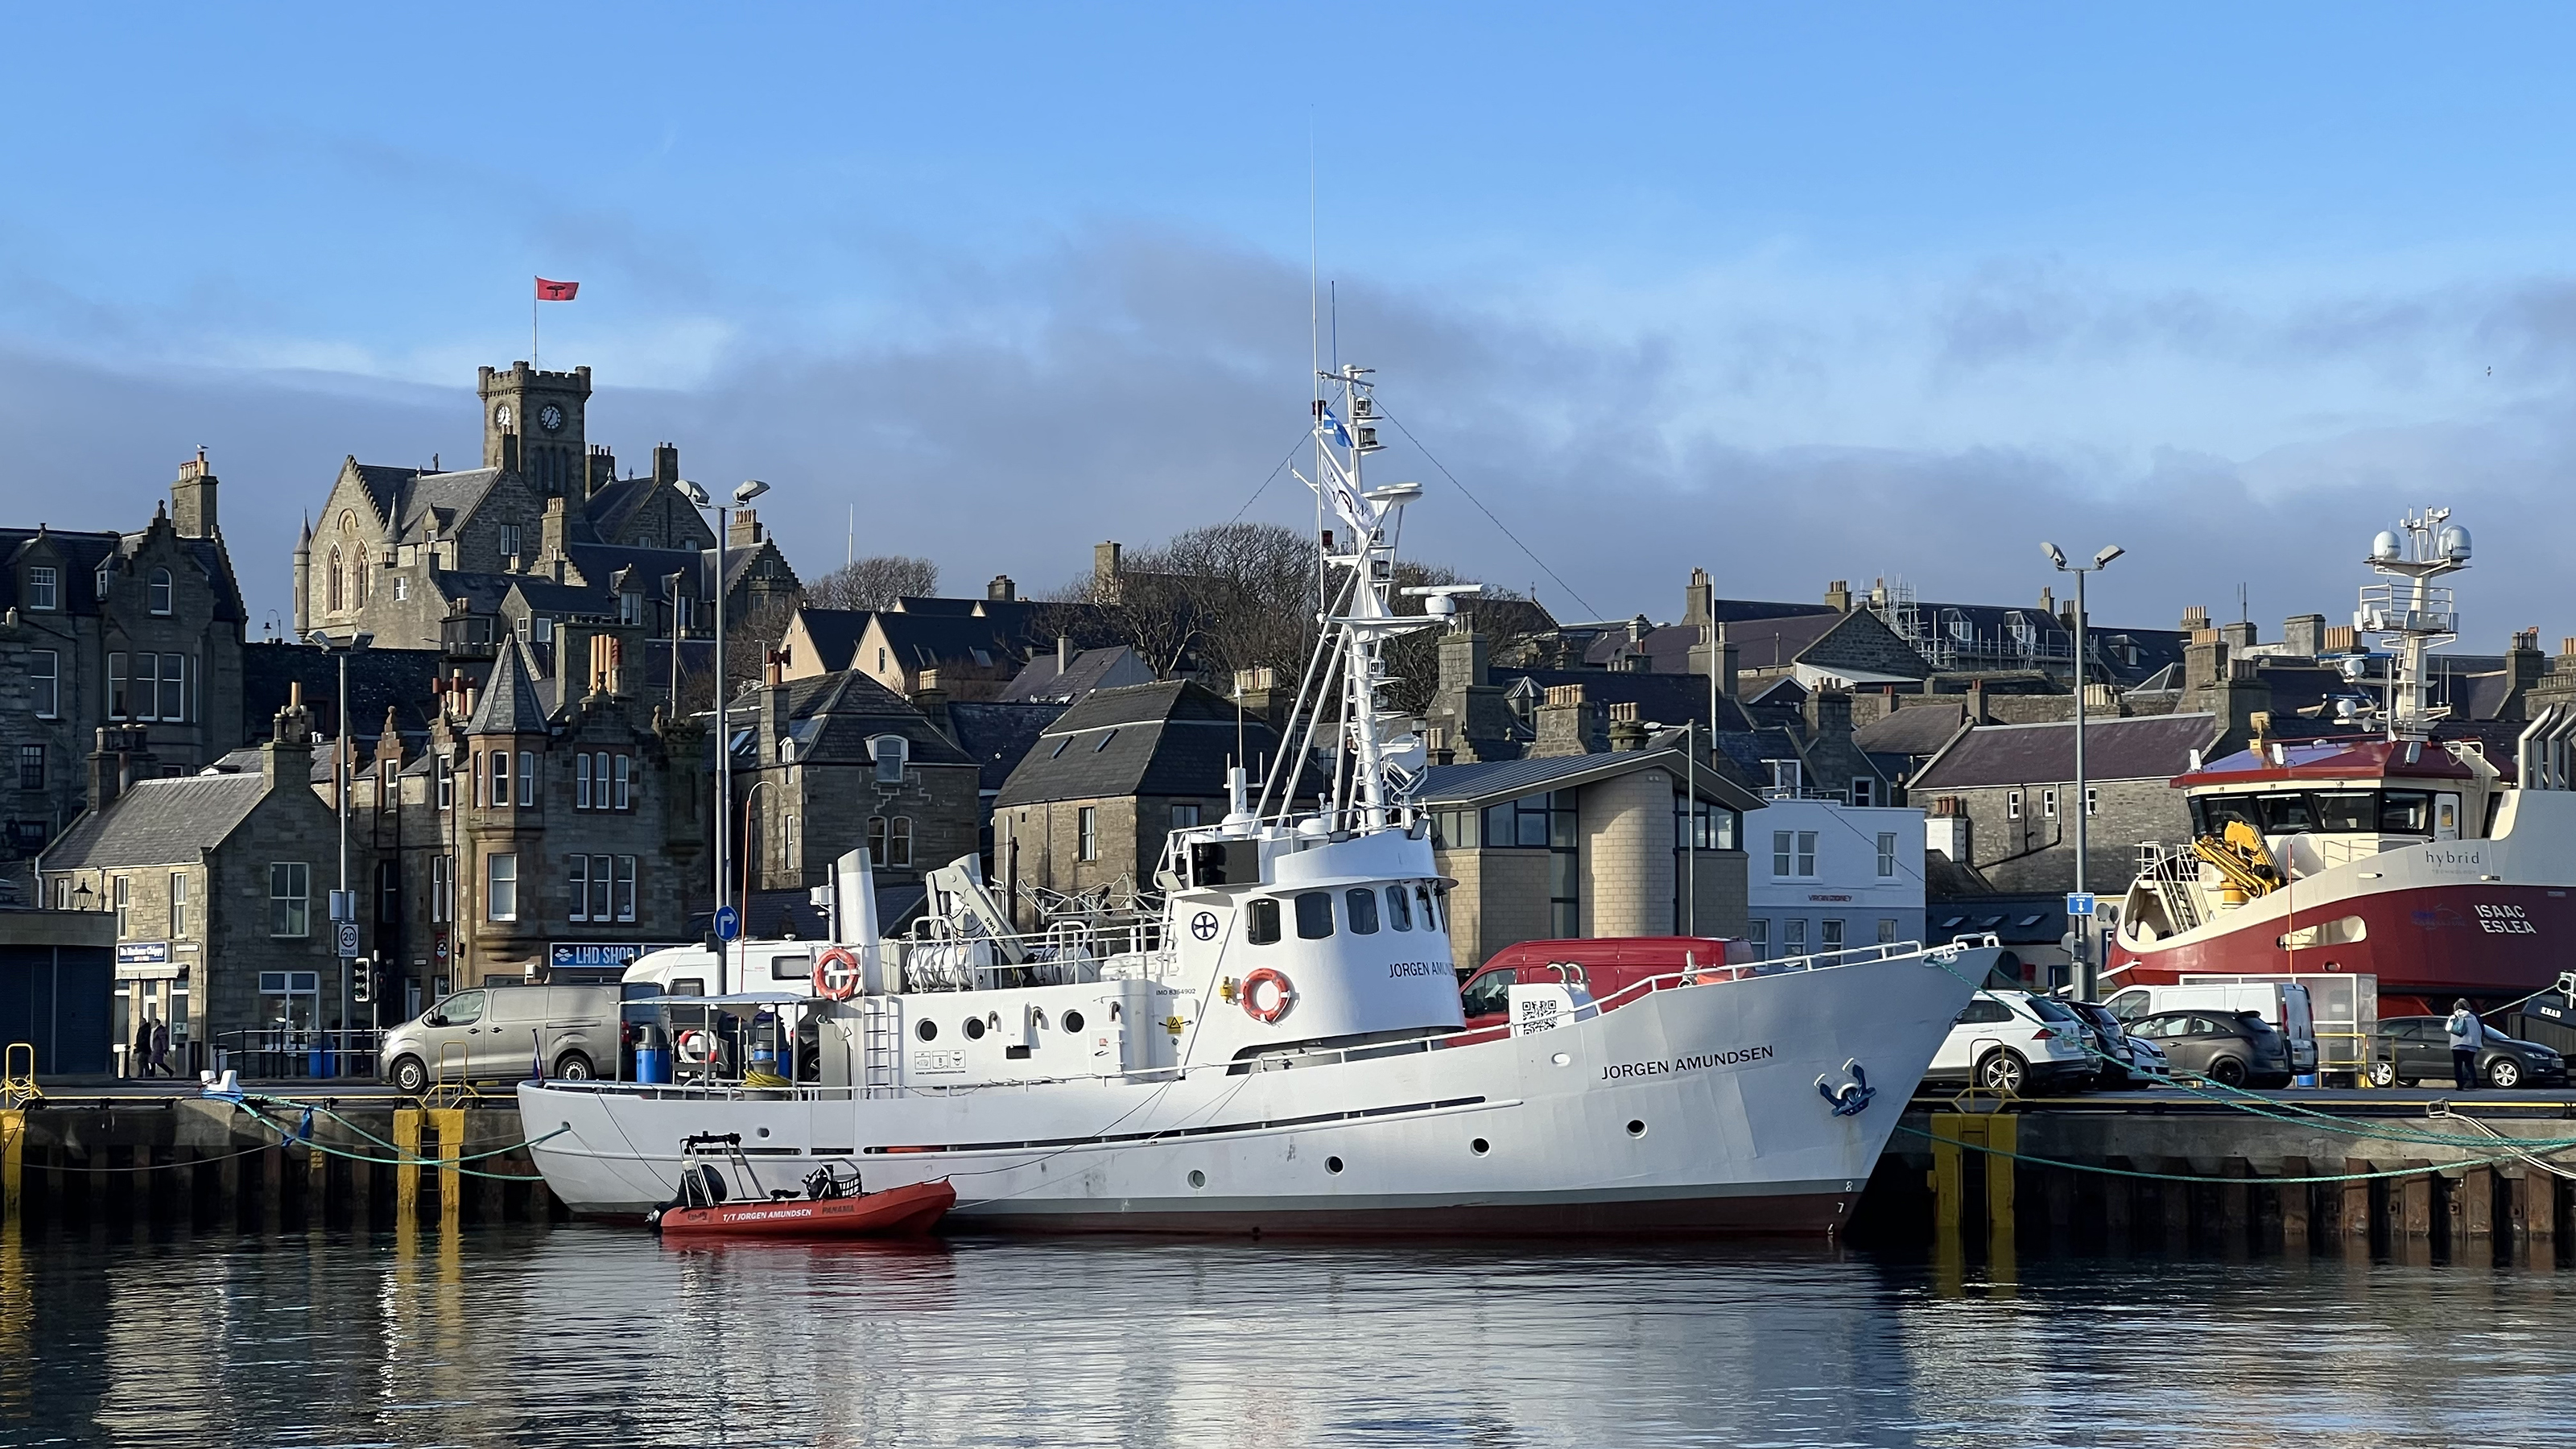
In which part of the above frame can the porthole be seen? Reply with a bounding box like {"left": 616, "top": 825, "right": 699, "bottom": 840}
{"left": 1626, "top": 1119, "right": 1647, "bottom": 1137}
{"left": 756, "top": 1127, "right": 770, "bottom": 1139}
{"left": 1550, "top": 1052, "right": 1571, "bottom": 1067}
{"left": 1188, "top": 1169, "right": 1207, "bottom": 1189}
{"left": 915, "top": 1020, "right": 939, "bottom": 1042}
{"left": 1063, "top": 1009, "right": 1085, "bottom": 1034}
{"left": 1325, "top": 1156, "right": 1344, "bottom": 1174}
{"left": 1470, "top": 1138, "right": 1491, "bottom": 1156}
{"left": 963, "top": 1017, "right": 986, "bottom": 1040}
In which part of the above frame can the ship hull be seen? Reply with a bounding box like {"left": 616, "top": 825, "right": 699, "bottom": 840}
{"left": 2112, "top": 795, "right": 2576, "bottom": 1002}
{"left": 522, "top": 946, "right": 1992, "bottom": 1238}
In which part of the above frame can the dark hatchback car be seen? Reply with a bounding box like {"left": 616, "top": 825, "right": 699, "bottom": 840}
{"left": 2368, "top": 1016, "right": 2568, "bottom": 1089}
{"left": 2125, "top": 1010, "right": 2295, "bottom": 1088}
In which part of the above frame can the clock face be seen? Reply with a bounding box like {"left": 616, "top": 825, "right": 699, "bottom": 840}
{"left": 539, "top": 403, "right": 565, "bottom": 433}
{"left": 493, "top": 403, "right": 513, "bottom": 428}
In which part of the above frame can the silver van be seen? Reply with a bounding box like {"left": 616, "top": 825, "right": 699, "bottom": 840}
{"left": 380, "top": 985, "right": 621, "bottom": 1093}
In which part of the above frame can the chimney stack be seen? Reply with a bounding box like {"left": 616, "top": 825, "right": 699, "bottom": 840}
{"left": 989, "top": 574, "right": 1017, "bottom": 601}
{"left": 171, "top": 448, "right": 219, "bottom": 539}
{"left": 1058, "top": 635, "right": 1073, "bottom": 675}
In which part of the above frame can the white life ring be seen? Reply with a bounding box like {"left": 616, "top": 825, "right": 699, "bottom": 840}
{"left": 676, "top": 1028, "right": 718, "bottom": 1065}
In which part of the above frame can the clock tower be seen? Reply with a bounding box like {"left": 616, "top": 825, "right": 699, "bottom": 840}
{"left": 477, "top": 362, "right": 594, "bottom": 501}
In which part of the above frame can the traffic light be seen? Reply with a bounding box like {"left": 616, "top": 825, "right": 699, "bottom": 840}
{"left": 352, "top": 959, "right": 373, "bottom": 1005}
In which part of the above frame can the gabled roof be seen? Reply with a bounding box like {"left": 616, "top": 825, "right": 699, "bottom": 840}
{"left": 1490, "top": 667, "right": 1755, "bottom": 732}
{"left": 0, "top": 526, "right": 244, "bottom": 622}
{"left": 378, "top": 467, "right": 506, "bottom": 545}
{"left": 865, "top": 609, "right": 1019, "bottom": 672}
{"left": 39, "top": 770, "right": 275, "bottom": 870}
{"left": 1415, "top": 746, "right": 1760, "bottom": 811}
{"left": 466, "top": 640, "right": 551, "bottom": 735}
{"left": 1788, "top": 609, "right": 1934, "bottom": 683}
{"left": 788, "top": 607, "right": 873, "bottom": 673}
{"left": 1909, "top": 712, "right": 2218, "bottom": 791}
{"left": 994, "top": 680, "right": 1294, "bottom": 807}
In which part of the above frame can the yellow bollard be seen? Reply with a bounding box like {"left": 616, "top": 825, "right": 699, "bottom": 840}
{"left": 394, "top": 1108, "right": 423, "bottom": 1224}
{"left": 1984, "top": 1113, "right": 2018, "bottom": 1226}
{"left": 0, "top": 1110, "right": 20, "bottom": 1225}
{"left": 1930, "top": 1114, "right": 1967, "bottom": 1230}
{"left": 432, "top": 1108, "right": 465, "bottom": 1228}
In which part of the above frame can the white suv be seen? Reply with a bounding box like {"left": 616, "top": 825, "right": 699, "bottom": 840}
{"left": 1925, "top": 991, "right": 2099, "bottom": 1094}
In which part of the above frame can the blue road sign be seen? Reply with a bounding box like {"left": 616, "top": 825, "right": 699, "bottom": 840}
{"left": 2066, "top": 892, "right": 2098, "bottom": 918}
{"left": 713, "top": 905, "right": 741, "bottom": 942}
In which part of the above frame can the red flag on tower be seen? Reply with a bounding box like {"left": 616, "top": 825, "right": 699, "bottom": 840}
{"left": 535, "top": 277, "right": 580, "bottom": 301}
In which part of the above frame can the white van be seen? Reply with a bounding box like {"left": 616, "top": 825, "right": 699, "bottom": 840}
{"left": 2104, "top": 980, "right": 2319, "bottom": 1075}
{"left": 379, "top": 984, "right": 621, "bottom": 1093}
{"left": 621, "top": 940, "right": 822, "bottom": 999}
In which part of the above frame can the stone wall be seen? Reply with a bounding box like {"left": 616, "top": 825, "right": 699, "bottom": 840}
{"left": 1926, "top": 776, "right": 2191, "bottom": 895}
{"left": 1437, "top": 847, "right": 1552, "bottom": 972}
{"left": 1578, "top": 766, "right": 1674, "bottom": 937}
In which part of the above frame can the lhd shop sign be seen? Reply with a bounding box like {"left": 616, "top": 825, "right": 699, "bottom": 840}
{"left": 548, "top": 943, "right": 684, "bottom": 971}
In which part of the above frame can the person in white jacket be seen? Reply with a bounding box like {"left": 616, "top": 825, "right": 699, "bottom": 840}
{"left": 2446, "top": 998, "right": 2487, "bottom": 1090}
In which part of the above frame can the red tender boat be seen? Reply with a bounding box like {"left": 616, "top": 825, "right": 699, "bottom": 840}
{"left": 653, "top": 1179, "right": 956, "bottom": 1239}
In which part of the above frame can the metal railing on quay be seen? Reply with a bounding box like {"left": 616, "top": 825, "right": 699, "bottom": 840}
{"left": 213, "top": 1028, "right": 383, "bottom": 1082}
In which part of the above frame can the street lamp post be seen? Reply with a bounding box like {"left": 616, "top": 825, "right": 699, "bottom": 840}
{"left": 2040, "top": 543, "right": 2122, "bottom": 999}
{"left": 677, "top": 478, "right": 770, "bottom": 966}
{"left": 306, "top": 629, "right": 373, "bottom": 1044}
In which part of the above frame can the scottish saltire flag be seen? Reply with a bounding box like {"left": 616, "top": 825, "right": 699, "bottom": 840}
{"left": 1317, "top": 402, "right": 1352, "bottom": 448}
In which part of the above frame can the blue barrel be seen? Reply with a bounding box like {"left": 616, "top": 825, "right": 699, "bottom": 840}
{"left": 636, "top": 1047, "right": 671, "bottom": 1084}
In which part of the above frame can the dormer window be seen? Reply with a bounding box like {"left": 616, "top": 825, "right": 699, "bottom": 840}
{"left": 870, "top": 733, "right": 909, "bottom": 785}
{"left": 618, "top": 592, "right": 643, "bottom": 625}
{"left": 26, "top": 567, "right": 56, "bottom": 611}
{"left": 149, "top": 568, "right": 172, "bottom": 616}
{"left": 95, "top": 560, "right": 111, "bottom": 600}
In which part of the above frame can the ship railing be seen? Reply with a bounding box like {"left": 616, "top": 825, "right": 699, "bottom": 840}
{"left": 530, "top": 935, "right": 2004, "bottom": 1104}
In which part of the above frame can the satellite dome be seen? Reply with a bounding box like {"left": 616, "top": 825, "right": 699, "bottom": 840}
{"left": 2439, "top": 524, "right": 2472, "bottom": 562}
{"left": 2370, "top": 530, "right": 2401, "bottom": 562}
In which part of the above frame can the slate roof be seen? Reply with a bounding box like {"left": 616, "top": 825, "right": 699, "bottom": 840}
{"left": 241, "top": 641, "right": 452, "bottom": 747}
{"left": 378, "top": 468, "right": 504, "bottom": 544}
{"left": 769, "top": 671, "right": 973, "bottom": 766}
{"left": 1414, "top": 746, "right": 1759, "bottom": 811}
{"left": 0, "top": 527, "right": 245, "bottom": 622}
{"left": 1852, "top": 703, "right": 1971, "bottom": 760}
{"left": 994, "top": 681, "right": 1302, "bottom": 807}
{"left": 790, "top": 607, "right": 873, "bottom": 674}
{"left": 1491, "top": 667, "right": 1756, "bottom": 732}
{"left": 465, "top": 641, "right": 551, "bottom": 735}
{"left": 869, "top": 610, "right": 1020, "bottom": 673}
{"left": 1909, "top": 712, "right": 2218, "bottom": 791}
{"left": 998, "top": 646, "right": 1152, "bottom": 704}
{"left": 946, "top": 701, "right": 1068, "bottom": 792}
{"left": 38, "top": 771, "right": 273, "bottom": 870}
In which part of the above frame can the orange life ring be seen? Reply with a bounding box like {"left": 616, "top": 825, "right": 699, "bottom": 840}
{"left": 812, "top": 947, "right": 863, "bottom": 1001}
{"left": 676, "top": 1028, "right": 718, "bottom": 1065}
{"left": 1241, "top": 968, "right": 1295, "bottom": 1025}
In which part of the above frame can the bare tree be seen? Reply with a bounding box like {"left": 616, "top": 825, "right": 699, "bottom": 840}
{"left": 807, "top": 555, "right": 939, "bottom": 611}
{"left": 1046, "top": 522, "right": 1323, "bottom": 683}
{"left": 672, "top": 594, "right": 801, "bottom": 716}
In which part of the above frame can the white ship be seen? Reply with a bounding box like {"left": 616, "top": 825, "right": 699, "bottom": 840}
{"left": 519, "top": 365, "right": 1995, "bottom": 1236}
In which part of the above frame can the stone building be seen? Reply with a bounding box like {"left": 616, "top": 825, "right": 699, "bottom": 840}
{"left": 992, "top": 681, "right": 1305, "bottom": 923}
{"left": 291, "top": 361, "right": 799, "bottom": 707}
{"left": 1741, "top": 794, "right": 1926, "bottom": 961}
{"left": 35, "top": 695, "right": 346, "bottom": 1072}
{"left": 1414, "top": 745, "right": 1759, "bottom": 972}
{"left": 1906, "top": 712, "right": 2219, "bottom": 896}
{"left": 378, "top": 640, "right": 708, "bottom": 1004}
{"left": 2, "top": 452, "right": 247, "bottom": 887}
{"left": 735, "top": 668, "right": 982, "bottom": 902}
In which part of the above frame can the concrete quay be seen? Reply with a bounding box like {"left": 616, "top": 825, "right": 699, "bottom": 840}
{"left": 1868, "top": 1086, "right": 2576, "bottom": 1262}
{"left": 0, "top": 1089, "right": 563, "bottom": 1232}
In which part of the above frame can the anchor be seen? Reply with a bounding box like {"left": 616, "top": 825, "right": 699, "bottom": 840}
{"left": 1816, "top": 1059, "right": 1875, "bottom": 1117}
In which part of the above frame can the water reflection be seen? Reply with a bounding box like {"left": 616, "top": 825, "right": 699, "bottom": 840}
{"left": 0, "top": 1225, "right": 2566, "bottom": 1447}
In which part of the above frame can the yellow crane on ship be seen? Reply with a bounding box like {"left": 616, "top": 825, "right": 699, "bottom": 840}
{"left": 2193, "top": 819, "right": 2285, "bottom": 905}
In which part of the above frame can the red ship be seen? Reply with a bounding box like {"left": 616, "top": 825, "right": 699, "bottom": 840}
{"left": 2105, "top": 508, "right": 2576, "bottom": 1018}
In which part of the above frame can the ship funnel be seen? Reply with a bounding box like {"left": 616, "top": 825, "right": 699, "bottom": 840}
{"left": 832, "top": 847, "right": 885, "bottom": 988}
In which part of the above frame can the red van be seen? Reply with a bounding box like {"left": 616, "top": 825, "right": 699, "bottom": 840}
{"left": 1453, "top": 936, "right": 1755, "bottom": 1042}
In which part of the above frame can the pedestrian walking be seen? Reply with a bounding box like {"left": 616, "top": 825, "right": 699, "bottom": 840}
{"left": 2446, "top": 997, "right": 2487, "bottom": 1090}
{"left": 151, "top": 1018, "right": 172, "bottom": 1079}
{"left": 132, "top": 1013, "right": 155, "bottom": 1079}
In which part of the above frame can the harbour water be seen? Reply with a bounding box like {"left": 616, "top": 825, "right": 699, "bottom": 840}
{"left": 1, "top": 1224, "right": 2569, "bottom": 1447}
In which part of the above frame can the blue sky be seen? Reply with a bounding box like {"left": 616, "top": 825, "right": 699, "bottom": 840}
{"left": 6, "top": 4, "right": 2576, "bottom": 638}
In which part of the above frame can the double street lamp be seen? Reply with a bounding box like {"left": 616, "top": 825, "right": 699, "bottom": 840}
{"left": 306, "top": 628, "right": 373, "bottom": 1038}
{"left": 2040, "top": 542, "right": 2120, "bottom": 999}
{"left": 677, "top": 477, "right": 770, "bottom": 979}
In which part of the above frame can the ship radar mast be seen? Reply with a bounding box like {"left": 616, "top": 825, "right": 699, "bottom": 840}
{"left": 1265, "top": 365, "right": 1477, "bottom": 834}
{"left": 2356, "top": 506, "right": 2471, "bottom": 740}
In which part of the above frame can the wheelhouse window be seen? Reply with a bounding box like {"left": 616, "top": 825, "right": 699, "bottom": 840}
{"left": 1385, "top": 885, "right": 1414, "bottom": 931}
{"left": 1245, "top": 897, "right": 1281, "bottom": 945}
{"left": 1294, "top": 891, "right": 1335, "bottom": 939}
{"left": 1344, "top": 887, "right": 1380, "bottom": 935}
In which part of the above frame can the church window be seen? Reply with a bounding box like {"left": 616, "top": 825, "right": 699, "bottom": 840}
{"left": 149, "top": 568, "right": 172, "bottom": 616}
{"left": 352, "top": 556, "right": 367, "bottom": 607}
{"left": 327, "top": 548, "right": 343, "bottom": 611}
{"left": 393, "top": 576, "right": 408, "bottom": 602}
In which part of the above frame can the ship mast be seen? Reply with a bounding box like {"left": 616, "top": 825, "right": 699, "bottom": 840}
{"left": 1285, "top": 365, "right": 1455, "bottom": 834}
{"left": 2356, "top": 506, "right": 2471, "bottom": 741}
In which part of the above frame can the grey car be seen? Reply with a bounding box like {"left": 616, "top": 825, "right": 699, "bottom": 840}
{"left": 2124, "top": 1009, "right": 2294, "bottom": 1089}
